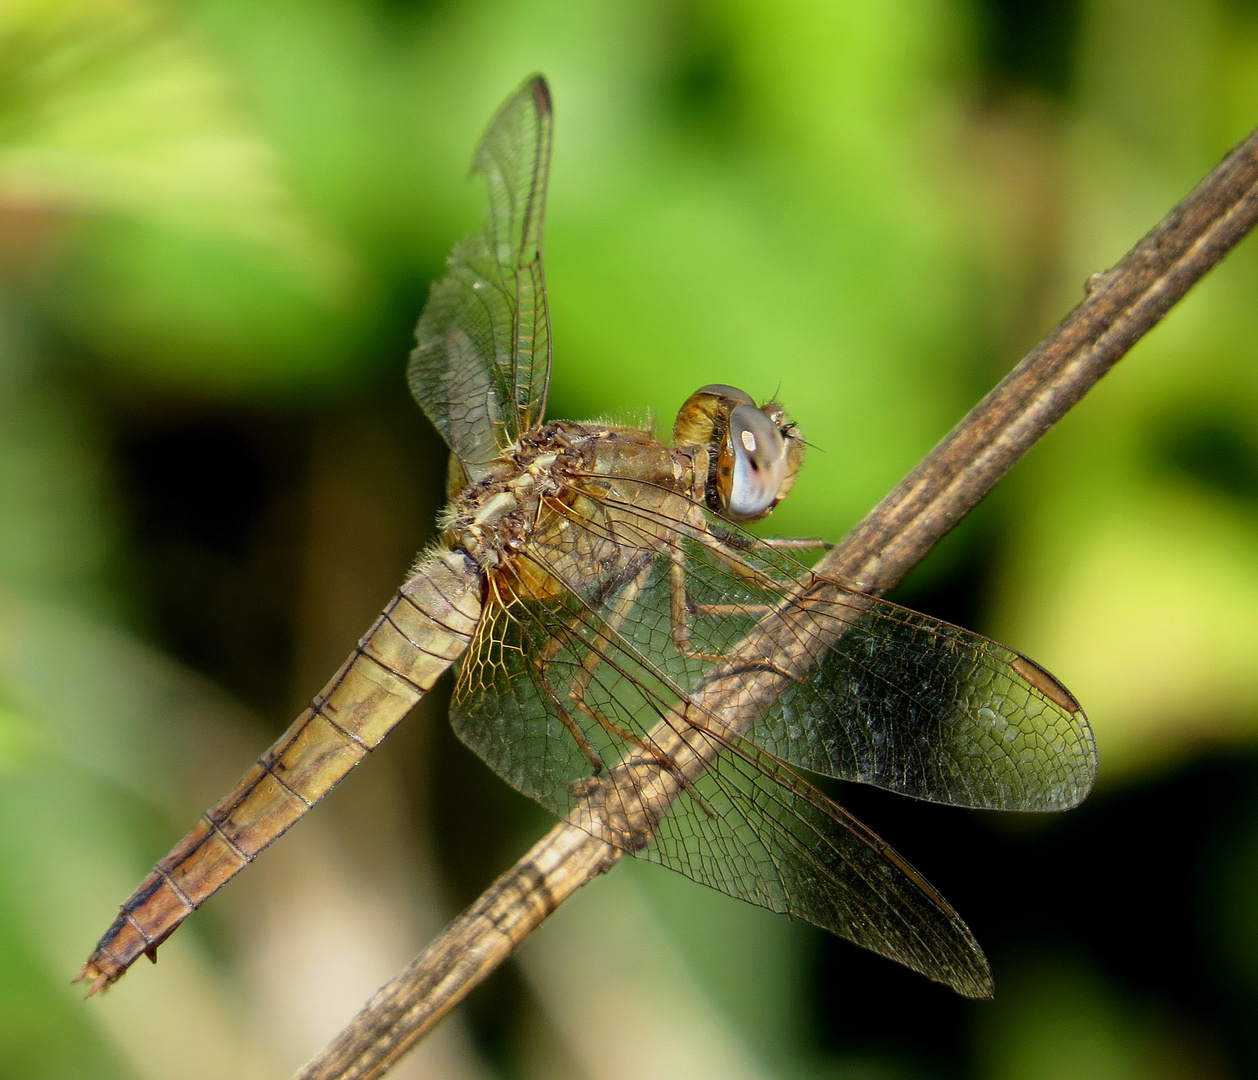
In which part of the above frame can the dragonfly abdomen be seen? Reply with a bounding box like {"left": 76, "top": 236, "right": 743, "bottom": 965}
{"left": 78, "top": 549, "right": 482, "bottom": 994}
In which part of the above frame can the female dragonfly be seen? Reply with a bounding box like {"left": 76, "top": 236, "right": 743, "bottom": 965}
{"left": 80, "top": 75, "right": 1096, "bottom": 1000}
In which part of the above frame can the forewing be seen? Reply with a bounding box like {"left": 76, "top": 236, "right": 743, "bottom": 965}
{"left": 589, "top": 492, "right": 1097, "bottom": 812}
{"left": 752, "top": 588, "right": 1098, "bottom": 811}
{"left": 409, "top": 76, "right": 553, "bottom": 473}
{"left": 451, "top": 528, "right": 992, "bottom": 997}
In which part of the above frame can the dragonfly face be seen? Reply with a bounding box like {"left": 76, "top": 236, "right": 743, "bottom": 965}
{"left": 673, "top": 384, "right": 805, "bottom": 521}
{"left": 80, "top": 75, "right": 1097, "bottom": 1002}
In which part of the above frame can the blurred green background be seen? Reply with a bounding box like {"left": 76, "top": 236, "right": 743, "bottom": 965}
{"left": 3, "top": 0, "right": 1258, "bottom": 1077}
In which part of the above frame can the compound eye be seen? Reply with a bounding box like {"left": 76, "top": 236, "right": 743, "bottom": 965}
{"left": 694, "top": 383, "right": 755, "bottom": 406}
{"left": 722, "top": 403, "right": 789, "bottom": 520}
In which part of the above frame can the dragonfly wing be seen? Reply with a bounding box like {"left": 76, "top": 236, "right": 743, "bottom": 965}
{"left": 582, "top": 491, "right": 1096, "bottom": 812}
{"left": 648, "top": 735, "right": 993, "bottom": 998}
{"left": 549, "top": 485, "right": 1097, "bottom": 811}
{"left": 452, "top": 543, "right": 992, "bottom": 997}
{"left": 748, "top": 588, "right": 1098, "bottom": 812}
{"left": 409, "top": 76, "right": 553, "bottom": 474}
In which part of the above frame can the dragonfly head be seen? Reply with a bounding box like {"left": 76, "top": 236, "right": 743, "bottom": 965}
{"left": 673, "top": 384, "right": 804, "bottom": 522}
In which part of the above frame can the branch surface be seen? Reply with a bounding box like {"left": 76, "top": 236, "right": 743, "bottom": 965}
{"left": 296, "top": 123, "right": 1258, "bottom": 1080}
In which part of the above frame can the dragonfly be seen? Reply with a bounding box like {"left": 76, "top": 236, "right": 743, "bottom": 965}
{"left": 79, "top": 75, "right": 1096, "bottom": 1001}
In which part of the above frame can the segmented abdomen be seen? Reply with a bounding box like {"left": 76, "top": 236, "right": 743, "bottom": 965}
{"left": 78, "top": 549, "right": 481, "bottom": 994}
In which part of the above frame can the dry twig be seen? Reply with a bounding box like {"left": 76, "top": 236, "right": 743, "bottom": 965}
{"left": 296, "top": 122, "right": 1258, "bottom": 1080}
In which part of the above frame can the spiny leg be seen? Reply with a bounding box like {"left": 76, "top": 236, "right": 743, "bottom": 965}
{"left": 565, "top": 559, "right": 655, "bottom": 735}
{"left": 537, "top": 550, "right": 651, "bottom": 665}
{"left": 544, "top": 560, "right": 718, "bottom": 812}
{"left": 667, "top": 516, "right": 809, "bottom": 685}
{"left": 706, "top": 524, "right": 831, "bottom": 554}
{"left": 521, "top": 555, "right": 657, "bottom": 772}
{"left": 536, "top": 670, "right": 610, "bottom": 774}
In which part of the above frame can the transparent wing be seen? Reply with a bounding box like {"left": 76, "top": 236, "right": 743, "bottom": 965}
{"left": 589, "top": 484, "right": 1098, "bottom": 812}
{"left": 449, "top": 470, "right": 1094, "bottom": 994}
{"left": 747, "top": 590, "right": 1097, "bottom": 811}
{"left": 454, "top": 566, "right": 993, "bottom": 998}
{"left": 408, "top": 76, "right": 553, "bottom": 475}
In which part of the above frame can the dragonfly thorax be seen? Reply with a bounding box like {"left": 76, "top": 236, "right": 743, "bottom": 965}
{"left": 672, "top": 385, "right": 804, "bottom": 522}
{"left": 440, "top": 425, "right": 571, "bottom": 568}
{"left": 439, "top": 419, "right": 687, "bottom": 593}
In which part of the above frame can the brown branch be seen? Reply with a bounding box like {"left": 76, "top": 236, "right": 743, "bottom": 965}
{"left": 295, "top": 122, "right": 1258, "bottom": 1080}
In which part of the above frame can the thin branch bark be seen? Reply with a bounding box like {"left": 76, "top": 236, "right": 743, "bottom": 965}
{"left": 296, "top": 123, "right": 1258, "bottom": 1080}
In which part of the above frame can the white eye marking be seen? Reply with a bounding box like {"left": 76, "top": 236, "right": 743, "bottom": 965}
{"left": 723, "top": 403, "right": 790, "bottom": 520}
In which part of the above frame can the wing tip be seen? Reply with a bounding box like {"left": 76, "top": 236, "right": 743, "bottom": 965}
{"left": 527, "top": 74, "right": 552, "bottom": 118}
{"left": 1009, "top": 654, "right": 1082, "bottom": 714}
{"left": 957, "top": 973, "right": 996, "bottom": 1000}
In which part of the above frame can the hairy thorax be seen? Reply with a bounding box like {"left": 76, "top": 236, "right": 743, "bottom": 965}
{"left": 440, "top": 420, "right": 700, "bottom": 603}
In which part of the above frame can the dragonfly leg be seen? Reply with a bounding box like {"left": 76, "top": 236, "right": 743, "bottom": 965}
{"left": 540, "top": 679, "right": 607, "bottom": 774}
{"left": 691, "top": 521, "right": 795, "bottom": 594}
{"left": 536, "top": 550, "right": 650, "bottom": 664}
{"left": 667, "top": 546, "right": 718, "bottom": 662}
{"left": 707, "top": 524, "right": 831, "bottom": 553}
{"left": 554, "top": 686, "right": 687, "bottom": 790}
{"left": 666, "top": 541, "right": 776, "bottom": 664}
{"left": 547, "top": 561, "right": 718, "bottom": 809}
{"left": 562, "top": 695, "right": 722, "bottom": 828}
{"left": 524, "top": 557, "right": 656, "bottom": 773}
{"left": 667, "top": 527, "right": 806, "bottom": 687}
{"left": 459, "top": 600, "right": 608, "bottom": 774}
{"left": 746, "top": 535, "right": 831, "bottom": 551}
{"left": 564, "top": 560, "right": 655, "bottom": 740}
